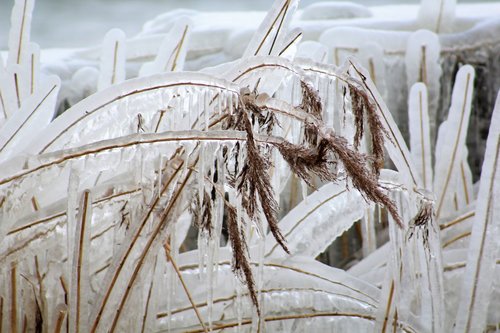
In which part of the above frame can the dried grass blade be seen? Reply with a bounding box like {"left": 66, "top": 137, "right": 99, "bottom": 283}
{"left": 69, "top": 190, "right": 92, "bottom": 333}
{"left": 163, "top": 242, "right": 208, "bottom": 333}
{"left": 10, "top": 262, "right": 17, "bottom": 333}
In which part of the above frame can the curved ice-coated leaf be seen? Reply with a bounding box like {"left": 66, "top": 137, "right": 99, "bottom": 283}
{"left": 453, "top": 91, "right": 500, "bottom": 333}
{"left": 434, "top": 65, "right": 474, "bottom": 221}
{"left": 1, "top": 129, "right": 261, "bottom": 226}
{"left": 161, "top": 248, "right": 379, "bottom": 324}
{"left": 0, "top": 75, "right": 60, "bottom": 163}
{"left": 225, "top": 55, "right": 304, "bottom": 97}
{"left": 139, "top": 18, "right": 191, "bottom": 76}
{"left": 153, "top": 249, "right": 425, "bottom": 332}
{"left": 24, "top": 72, "right": 239, "bottom": 154}
{"left": 408, "top": 83, "right": 433, "bottom": 191}
{"left": 265, "top": 181, "right": 367, "bottom": 258}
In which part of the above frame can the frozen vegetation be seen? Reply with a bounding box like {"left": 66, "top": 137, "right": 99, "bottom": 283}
{"left": 0, "top": 0, "right": 499, "bottom": 332}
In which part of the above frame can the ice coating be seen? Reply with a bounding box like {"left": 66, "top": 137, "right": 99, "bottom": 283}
{"left": 243, "top": 0, "right": 298, "bottom": 58}
{"left": 265, "top": 181, "right": 367, "bottom": 258}
{"left": 7, "top": 0, "right": 35, "bottom": 68}
{"left": 24, "top": 72, "right": 239, "bottom": 154}
{"left": 98, "top": 28, "right": 126, "bottom": 91}
{"left": 0, "top": 0, "right": 499, "bottom": 331}
{"left": 434, "top": 65, "right": 474, "bottom": 221}
{"left": 453, "top": 92, "right": 500, "bottom": 333}
{"left": 418, "top": 0, "right": 457, "bottom": 34}
{"left": 405, "top": 30, "right": 442, "bottom": 145}
{"left": 0, "top": 75, "right": 60, "bottom": 163}
{"left": 408, "top": 83, "right": 433, "bottom": 191}
{"left": 139, "top": 17, "right": 191, "bottom": 76}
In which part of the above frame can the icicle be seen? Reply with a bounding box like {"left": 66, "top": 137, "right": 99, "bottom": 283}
{"left": 235, "top": 275, "right": 243, "bottom": 332}
{"left": 361, "top": 205, "right": 377, "bottom": 257}
{"left": 158, "top": 155, "right": 163, "bottom": 199}
{"left": 228, "top": 92, "right": 234, "bottom": 116}
{"left": 165, "top": 255, "right": 174, "bottom": 332}
{"left": 66, "top": 167, "right": 80, "bottom": 272}
{"left": 204, "top": 90, "right": 210, "bottom": 131}
{"left": 198, "top": 142, "right": 205, "bottom": 210}
{"left": 206, "top": 237, "right": 216, "bottom": 330}
{"left": 217, "top": 90, "right": 222, "bottom": 116}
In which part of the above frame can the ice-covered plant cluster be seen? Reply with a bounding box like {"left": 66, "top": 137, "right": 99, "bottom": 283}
{"left": 0, "top": 0, "right": 499, "bottom": 332}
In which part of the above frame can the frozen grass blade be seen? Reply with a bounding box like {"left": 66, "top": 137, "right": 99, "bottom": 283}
{"left": 408, "top": 83, "right": 433, "bottom": 191}
{"left": 434, "top": 65, "right": 474, "bottom": 220}
{"left": 243, "top": 0, "right": 298, "bottom": 57}
{"left": 453, "top": 92, "right": 500, "bottom": 333}
{"left": 69, "top": 190, "right": 92, "bottom": 333}
{"left": 7, "top": 0, "right": 34, "bottom": 67}
{"left": 98, "top": 29, "right": 126, "bottom": 91}
{"left": 139, "top": 18, "right": 191, "bottom": 76}
{"left": 0, "top": 76, "right": 59, "bottom": 163}
{"left": 163, "top": 242, "right": 208, "bottom": 333}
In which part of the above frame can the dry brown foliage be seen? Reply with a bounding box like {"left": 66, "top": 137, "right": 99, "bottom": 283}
{"left": 224, "top": 201, "right": 259, "bottom": 315}
{"left": 300, "top": 81, "right": 323, "bottom": 146}
{"left": 274, "top": 139, "right": 337, "bottom": 187}
{"left": 348, "top": 84, "right": 388, "bottom": 176}
{"left": 191, "top": 190, "right": 213, "bottom": 236}
{"left": 323, "top": 134, "right": 403, "bottom": 227}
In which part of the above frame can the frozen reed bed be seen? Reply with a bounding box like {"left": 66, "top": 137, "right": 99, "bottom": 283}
{"left": 0, "top": 0, "right": 499, "bottom": 332}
